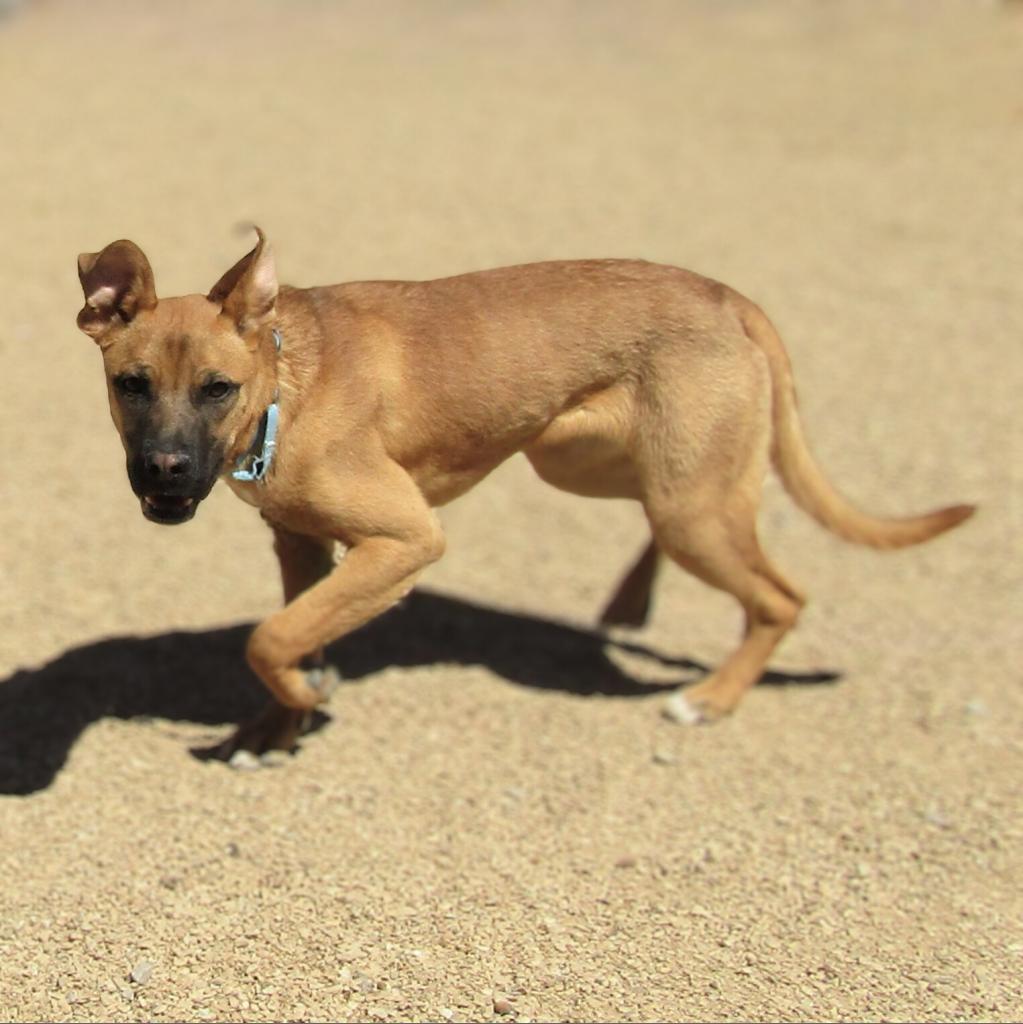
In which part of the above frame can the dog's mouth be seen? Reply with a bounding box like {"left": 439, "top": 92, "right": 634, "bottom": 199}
{"left": 141, "top": 494, "right": 199, "bottom": 524}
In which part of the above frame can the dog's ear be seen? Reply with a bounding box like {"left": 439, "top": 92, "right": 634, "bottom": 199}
{"left": 208, "top": 226, "right": 278, "bottom": 335}
{"left": 76, "top": 240, "right": 158, "bottom": 343}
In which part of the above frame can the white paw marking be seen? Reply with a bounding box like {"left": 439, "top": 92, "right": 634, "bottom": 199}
{"left": 228, "top": 748, "right": 262, "bottom": 771}
{"left": 662, "top": 691, "right": 705, "bottom": 726}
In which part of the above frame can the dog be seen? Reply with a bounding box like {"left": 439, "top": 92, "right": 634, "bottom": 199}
{"left": 74, "top": 228, "right": 974, "bottom": 757}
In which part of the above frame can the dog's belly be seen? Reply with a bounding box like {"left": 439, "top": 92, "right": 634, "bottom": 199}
{"left": 524, "top": 388, "right": 641, "bottom": 500}
{"left": 526, "top": 438, "right": 640, "bottom": 498}
{"left": 405, "top": 383, "right": 641, "bottom": 505}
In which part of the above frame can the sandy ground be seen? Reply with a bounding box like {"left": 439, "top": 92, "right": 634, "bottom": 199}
{"left": 0, "top": 1, "right": 1020, "bottom": 1021}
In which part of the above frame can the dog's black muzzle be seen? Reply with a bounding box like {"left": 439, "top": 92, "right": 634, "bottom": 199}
{"left": 128, "top": 446, "right": 219, "bottom": 525}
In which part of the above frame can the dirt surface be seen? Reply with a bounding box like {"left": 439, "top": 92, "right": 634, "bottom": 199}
{"left": 0, "top": 1, "right": 1020, "bottom": 1021}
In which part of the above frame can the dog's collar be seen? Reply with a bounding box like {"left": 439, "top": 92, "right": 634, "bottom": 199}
{"left": 232, "top": 327, "right": 282, "bottom": 484}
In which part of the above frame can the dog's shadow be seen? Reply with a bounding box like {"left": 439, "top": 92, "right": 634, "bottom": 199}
{"left": 0, "top": 588, "right": 839, "bottom": 795}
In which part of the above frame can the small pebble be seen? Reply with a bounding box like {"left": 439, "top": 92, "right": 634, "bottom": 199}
{"left": 493, "top": 996, "right": 515, "bottom": 1014}
{"left": 129, "top": 961, "right": 153, "bottom": 985}
{"left": 652, "top": 748, "right": 676, "bottom": 765}
{"left": 924, "top": 805, "right": 952, "bottom": 829}
{"left": 614, "top": 854, "right": 637, "bottom": 869}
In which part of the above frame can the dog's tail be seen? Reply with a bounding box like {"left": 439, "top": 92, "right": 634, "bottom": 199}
{"left": 739, "top": 301, "right": 975, "bottom": 549}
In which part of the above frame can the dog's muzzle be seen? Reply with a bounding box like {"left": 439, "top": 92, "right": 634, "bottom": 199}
{"left": 130, "top": 444, "right": 221, "bottom": 524}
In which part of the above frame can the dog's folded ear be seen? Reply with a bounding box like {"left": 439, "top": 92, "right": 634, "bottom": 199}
{"left": 76, "top": 240, "right": 157, "bottom": 343}
{"left": 208, "top": 226, "right": 278, "bottom": 336}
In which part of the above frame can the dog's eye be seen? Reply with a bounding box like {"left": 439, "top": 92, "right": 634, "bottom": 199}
{"left": 117, "top": 375, "right": 150, "bottom": 398}
{"left": 203, "top": 380, "right": 236, "bottom": 401}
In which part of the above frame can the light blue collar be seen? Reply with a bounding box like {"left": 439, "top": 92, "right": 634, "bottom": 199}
{"left": 232, "top": 327, "right": 282, "bottom": 484}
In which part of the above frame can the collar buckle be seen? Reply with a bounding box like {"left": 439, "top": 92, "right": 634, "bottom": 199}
{"left": 232, "top": 402, "right": 280, "bottom": 483}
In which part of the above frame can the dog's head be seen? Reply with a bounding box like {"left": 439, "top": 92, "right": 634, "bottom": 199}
{"left": 76, "top": 229, "right": 280, "bottom": 524}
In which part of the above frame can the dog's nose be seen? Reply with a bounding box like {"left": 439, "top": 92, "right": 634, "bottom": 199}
{"left": 145, "top": 451, "right": 191, "bottom": 479}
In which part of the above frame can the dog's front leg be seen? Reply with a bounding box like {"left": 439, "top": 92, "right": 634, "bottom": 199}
{"left": 221, "top": 526, "right": 337, "bottom": 758}
{"left": 246, "top": 520, "right": 445, "bottom": 712}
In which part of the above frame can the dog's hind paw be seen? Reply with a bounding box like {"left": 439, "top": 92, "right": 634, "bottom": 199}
{"left": 661, "top": 691, "right": 708, "bottom": 726}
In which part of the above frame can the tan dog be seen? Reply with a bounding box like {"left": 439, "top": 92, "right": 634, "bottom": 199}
{"left": 75, "top": 229, "right": 973, "bottom": 756}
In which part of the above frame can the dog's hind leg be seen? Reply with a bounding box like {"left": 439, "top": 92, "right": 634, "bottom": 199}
{"left": 220, "top": 526, "right": 337, "bottom": 759}
{"left": 636, "top": 326, "right": 805, "bottom": 723}
{"left": 649, "top": 492, "right": 804, "bottom": 724}
{"left": 599, "top": 540, "right": 662, "bottom": 628}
